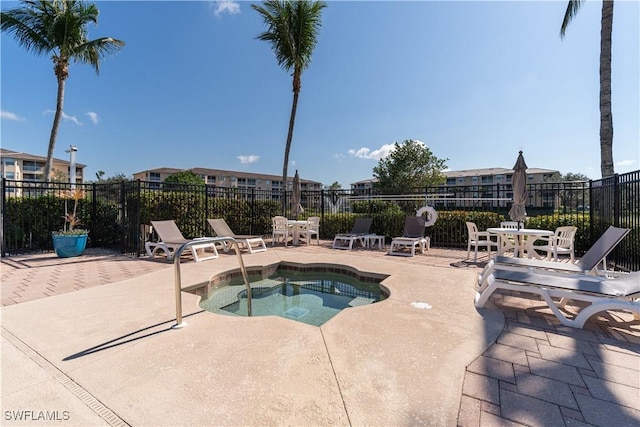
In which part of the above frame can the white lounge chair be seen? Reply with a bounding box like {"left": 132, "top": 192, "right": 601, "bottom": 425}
{"left": 207, "top": 218, "right": 267, "bottom": 254}
{"left": 478, "top": 226, "right": 631, "bottom": 288}
{"left": 332, "top": 218, "right": 373, "bottom": 250}
{"left": 145, "top": 220, "right": 219, "bottom": 262}
{"left": 389, "top": 216, "right": 429, "bottom": 257}
{"left": 475, "top": 269, "right": 640, "bottom": 328}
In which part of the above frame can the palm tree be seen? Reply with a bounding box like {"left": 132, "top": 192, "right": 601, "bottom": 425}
{"left": 1, "top": 0, "right": 124, "bottom": 182}
{"left": 252, "top": 0, "right": 327, "bottom": 211}
{"left": 561, "top": 0, "right": 614, "bottom": 178}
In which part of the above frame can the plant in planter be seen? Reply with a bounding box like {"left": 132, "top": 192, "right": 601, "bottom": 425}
{"left": 52, "top": 189, "right": 89, "bottom": 257}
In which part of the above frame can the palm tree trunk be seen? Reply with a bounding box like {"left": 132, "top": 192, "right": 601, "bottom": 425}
{"left": 282, "top": 77, "right": 301, "bottom": 215}
{"left": 599, "top": 0, "right": 614, "bottom": 178}
{"left": 45, "top": 76, "right": 66, "bottom": 182}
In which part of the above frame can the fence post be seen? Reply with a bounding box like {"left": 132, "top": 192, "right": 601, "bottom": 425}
{"left": 1, "top": 178, "right": 5, "bottom": 257}
{"left": 320, "top": 189, "right": 325, "bottom": 236}
{"left": 613, "top": 174, "right": 620, "bottom": 228}
{"left": 205, "top": 184, "right": 210, "bottom": 229}
{"left": 91, "top": 182, "right": 97, "bottom": 241}
{"left": 135, "top": 180, "right": 142, "bottom": 255}
{"left": 250, "top": 187, "right": 255, "bottom": 235}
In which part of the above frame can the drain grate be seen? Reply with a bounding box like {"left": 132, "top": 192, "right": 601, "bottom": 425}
{"left": 2, "top": 329, "right": 130, "bottom": 427}
{"left": 284, "top": 306, "right": 309, "bottom": 319}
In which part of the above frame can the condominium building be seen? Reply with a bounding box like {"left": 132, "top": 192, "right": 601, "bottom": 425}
{"left": 350, "top": 167, "right": 561, "bottom": 208}
{"left": 133, "top": 167, "right": 323, "bottom": 192}
{"left": 1, "top": 148, "right": 86, "bottom": 183}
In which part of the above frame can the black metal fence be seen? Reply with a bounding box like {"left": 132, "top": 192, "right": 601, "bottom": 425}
{"left": 2, "top": 170, "right": 638, "bottom": 271}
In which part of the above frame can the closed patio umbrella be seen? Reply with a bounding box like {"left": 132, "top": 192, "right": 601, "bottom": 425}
{"left": 291, "top": 170, "right": 303, "bottom": 219}
{"left": 508, "top": 151, "right": 528, "bottom": 229}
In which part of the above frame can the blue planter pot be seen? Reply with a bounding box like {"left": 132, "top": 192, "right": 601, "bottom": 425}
{"left": 52, "top": 234, "right": 88, "bottom": 258}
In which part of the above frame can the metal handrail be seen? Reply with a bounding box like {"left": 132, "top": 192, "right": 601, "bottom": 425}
{"left": 172, "top": 237, "right": 252, "bottom": 328}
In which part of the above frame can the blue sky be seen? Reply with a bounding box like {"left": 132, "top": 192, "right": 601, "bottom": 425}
{"left": 2, "top": 0, "right": 639, "bottom": 187}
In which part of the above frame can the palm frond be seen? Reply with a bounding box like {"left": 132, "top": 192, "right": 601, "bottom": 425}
{"left": 253, "top": 0, "right": 326, "bottom": 73}
{"left": 560, "top": 0, "right": 585, "bottom": 39}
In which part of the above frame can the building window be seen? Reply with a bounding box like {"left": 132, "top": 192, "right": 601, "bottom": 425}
{"left": 149, "top": 172, "right": 161, "bottom": 181}
{"left": 22, "top": 160, "right": 43, "bottom": 172}
{"left": 247, "top": 179, "right": 256, "bottom": 186}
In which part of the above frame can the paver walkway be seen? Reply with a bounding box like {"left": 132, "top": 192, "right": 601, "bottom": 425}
{"left": 2, "top": 243, "right": 639, "bottom": 426}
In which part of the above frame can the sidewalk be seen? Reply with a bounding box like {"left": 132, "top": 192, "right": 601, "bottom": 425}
{"left": 1, "top": 244, "right": 639, "bottom": 426}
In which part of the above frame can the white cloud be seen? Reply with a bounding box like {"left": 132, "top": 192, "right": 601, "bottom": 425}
{"left": 348, "top": 140, "right": 427, "bottom": 160}
{"left": 238, "top": 155, "right": 259, "bottom": 164}
{"left": 1, "top": 110, "right": 25, "bottom": 121}
{"left": 44, "top": 110, "right": 82, "bottom": 126}
{"left": 86, "top": 112, "right": 99, "bottom": 124}
{"left": 210, "top": 0, "right": 240, "bottom": 16}
{"left": 616, "top": 159, "right": 637, "bottom": 168}
{"left": 348, "top": 143, "right": 395, "bottom": 160}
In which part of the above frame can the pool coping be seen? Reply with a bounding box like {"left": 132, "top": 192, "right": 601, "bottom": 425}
{"left": 1, "top": 249, "right": 504, "bottom": 426}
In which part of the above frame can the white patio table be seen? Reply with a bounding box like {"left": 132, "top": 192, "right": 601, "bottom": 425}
{"left": 287, "top": 219, "right": 309, "bottom": 246}
{"left": 487, "top": 227, "right": 554, "bottom": 259}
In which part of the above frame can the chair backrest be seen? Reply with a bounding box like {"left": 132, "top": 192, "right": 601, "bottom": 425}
{"left": 351, "top": 218, "right": 373, "bottom": 234}
{"left": 500, "top": 221, "right": 521, "bottom": 229}
{"left": 554, "top": 226, "right": 577, "bottom": 249}
{"left": 403, "top": 216, "right": 425, "bottom": 238}
{"left": 577, "top": 226, "right": 631, "bottom": 271}
{"left": 207, "top": 218, "right": 236, "bottom": 238}
{"left": 272, "top": 216, "right": 288, "bottom": 231}
{"left": 465, "top": 222, "right": 479, "bottom": 239}
{"left": 151, "top": 220, "right": 187, "bottom": 244}
{"left": 307, "top": 216, "right": 320, "bottom": 230}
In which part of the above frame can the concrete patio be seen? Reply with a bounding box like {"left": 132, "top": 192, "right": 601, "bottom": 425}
{"left": 1, "top": 242, "right": 639, "bottom": 426}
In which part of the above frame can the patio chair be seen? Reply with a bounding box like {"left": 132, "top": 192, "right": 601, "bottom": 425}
{"left": 475, "top": 269, "right": 640, "bottom": 329}
{"left": 498, "top": 221, "right": 522, "bottom": 255}
{"left": 145, "top": 220, "right": 219, "bottom": 262}
{"left": 207, "top": 218, "right": 267, "bottom": 254}
{"left": 272, "top": 216, "right": 292, "bottom": 247}
{"left": 533, "top": 226, "right": 577, "bottom": 262}
{"left": 478, "top": 226, "right": 631, "bottom": 288}
{"left": 332, "top": 217, "right": 373, "bottom": 250}
{"left": 389, "top": 216, "right": 429, "bottom": 257}
{"left": 298, "top": 216, "right": 320, "bottom": 245}
{"left": 466, "top": 222, "right": 498, "bottom": 262}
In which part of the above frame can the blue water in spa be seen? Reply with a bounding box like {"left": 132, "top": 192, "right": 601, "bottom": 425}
{"left": 199, "top": 271, "right": 384, "bottom": 327}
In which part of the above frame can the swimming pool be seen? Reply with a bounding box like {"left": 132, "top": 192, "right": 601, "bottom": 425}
{"left": 196, "top": 263, "right": 388, "bottom": 326}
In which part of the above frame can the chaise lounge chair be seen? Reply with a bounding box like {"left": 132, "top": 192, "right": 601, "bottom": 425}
{"left": 207, "top": 218, "right": 267, "bottom": 254}
{"left": 475, "top": 269, "right": 640, "bottom": 329}
{"left": 389, "top": 216, "right": 429, "bottom": 257}
{"left": 478, "top": 226, "right": 630, "bottom": 288}
{"left": 145, "top": 220, "right": 219, "bottom": 262}
{"left": 332, "top": 217, "right": 373, "bottom": 250}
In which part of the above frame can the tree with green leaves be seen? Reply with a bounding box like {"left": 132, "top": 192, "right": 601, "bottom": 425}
{"left": 561, "top": 0, "right": 614, "bottom": 178}
{"left": 373, "top": 140, "right": 447, "bottom": 194}
{"left": 1, "top": 0, "right": 124, "bottom": 182}
{"left": 544, "top": 171, "right": 590, "bottom": 210}
{"left": 164, "top": 170, "right": 205, "bottom": 186}
{"left": 252, "top": 0, "right": 327, "bottom": 210}
{"left": 88, "top": 172, "right": 129, "bottom": 183}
